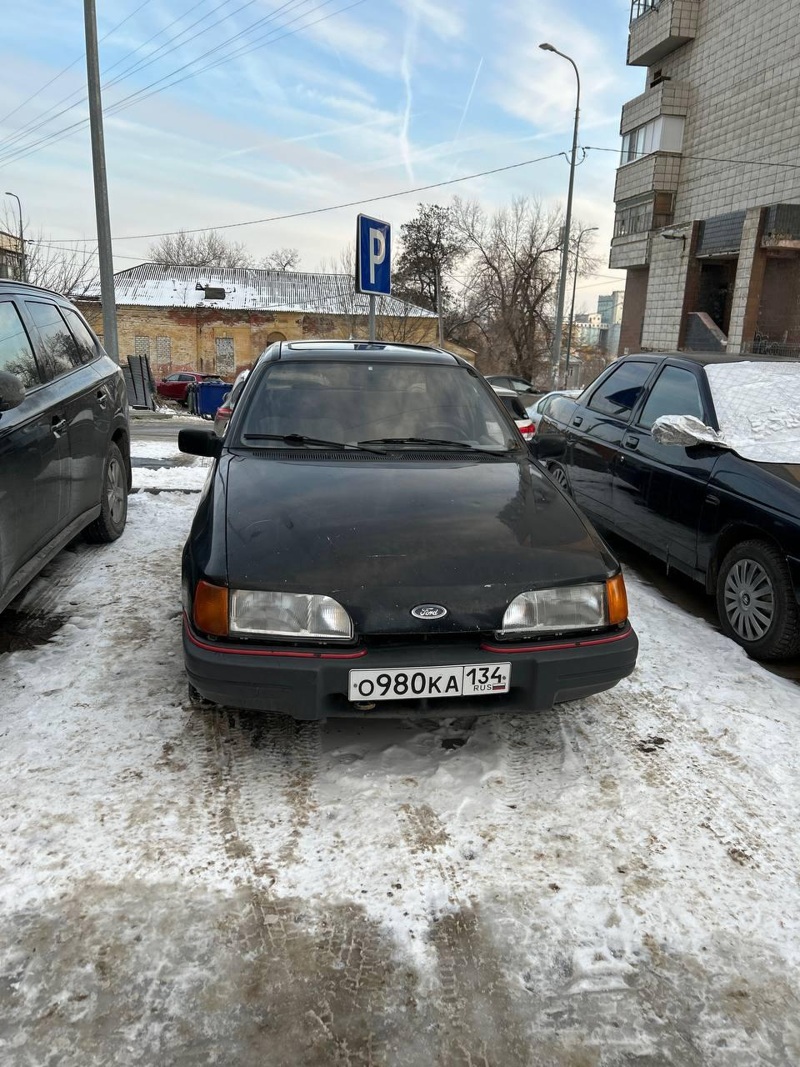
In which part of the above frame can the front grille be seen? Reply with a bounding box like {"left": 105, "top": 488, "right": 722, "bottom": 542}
{"left": 363, "top": 632, "right": 492, "bottom": 650}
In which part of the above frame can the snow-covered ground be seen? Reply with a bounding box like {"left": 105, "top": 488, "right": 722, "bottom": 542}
{"left": 2, "top": 440, "right": 800, "bottom": 1065}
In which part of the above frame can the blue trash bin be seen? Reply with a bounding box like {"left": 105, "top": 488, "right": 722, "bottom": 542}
{"left": 196, "top": 381, "right": 230, "bottom": 420}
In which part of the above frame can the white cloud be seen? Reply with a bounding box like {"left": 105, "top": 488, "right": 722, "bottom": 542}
{"left": 392, "top": 0, "right": 465, "bottom": 41}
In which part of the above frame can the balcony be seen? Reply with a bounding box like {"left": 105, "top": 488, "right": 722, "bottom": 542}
{"left": 610, "top": 232, "right": 651, "bottom": 270}
{"left": 610, "top": 192, "right": 674, "bottom": 269}
{"left": 628, "top": 0, "right": 699, "bottom": 67}
{"left": 614, "top": 152, "right": 682, "bottom": 203}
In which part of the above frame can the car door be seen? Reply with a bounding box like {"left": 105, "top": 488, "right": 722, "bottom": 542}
{"left": 0, "top": 297, "right": 68, "bottom": 605}
{"left": 566, "top": 360, "right": 656, "bottom": 528}
{"left": 22, "top": 298, "right": 106, "bottom": 524}
{"left": 611, "top": 362, "right": 717, "bottom": 575}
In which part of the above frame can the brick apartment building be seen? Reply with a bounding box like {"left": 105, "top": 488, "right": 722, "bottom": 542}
{"left": 77, "top": 263, "right": 442, "bottom": 378}
{"left": 610, "top": 0, "right": 800, "bottom": 356}
{"left": 0, "top": 230, "right": 23, "bottom": 279}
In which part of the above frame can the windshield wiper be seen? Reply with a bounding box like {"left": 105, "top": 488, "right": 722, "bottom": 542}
{"left": 358, "top": 437, "right": 511, "bottom": 455}
{"left": 241, "top": 433, "right": 387, "bottom": 454}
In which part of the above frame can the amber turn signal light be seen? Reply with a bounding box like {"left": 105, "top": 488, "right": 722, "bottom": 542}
{"left": 194, "top": 581, "right": 229, "bottom": 637}
{"left": 606, "top": 574, "right": 629, "bottom": 626}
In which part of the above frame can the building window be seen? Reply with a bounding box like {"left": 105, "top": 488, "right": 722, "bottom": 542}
{"left": 156, "top": 335, "right": 172, "bottom": 370}
{"left": 614, "top": 192, "right": 674, "bottom": 238}
{"left": 620, "top": 116, "right": 684, "bottom": 166}
{"left": 631, "top": 0, "right": 659, "bottom": 21}
{"left": 215, "top": 336, "right": 235, "bottom": 377}
{"left": 134, "top": 335, "right": 151, "bottom": 358}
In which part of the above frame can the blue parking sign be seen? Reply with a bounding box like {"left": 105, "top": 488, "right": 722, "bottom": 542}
{"left": 356, "top": 214, "right": 392, "bottom": 296}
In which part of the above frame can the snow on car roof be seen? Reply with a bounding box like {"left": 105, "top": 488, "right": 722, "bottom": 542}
{"left": 705, "top": 361, "right": 800, "bottom": 463}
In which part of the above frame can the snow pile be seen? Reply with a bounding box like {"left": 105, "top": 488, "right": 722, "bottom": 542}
{"left": 2, "top": 435, "right": 800, "bottom": 1060}
{"left": 130, "top": 438, "right": 212, "bottom": 490}
{"left": 706, "top": 361, "right": 800, "bottom": 463}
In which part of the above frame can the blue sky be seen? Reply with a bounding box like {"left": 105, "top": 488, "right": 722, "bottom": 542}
{"left": 0, "top": 0, "right": 645, "bottom": 308}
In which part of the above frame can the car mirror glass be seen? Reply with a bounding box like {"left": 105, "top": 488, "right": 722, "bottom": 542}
{"left": 0, "top": 371, "right": 26, "bottom": 412}
{"left": 652, "top": 414, "right": 727, "bottom": 449}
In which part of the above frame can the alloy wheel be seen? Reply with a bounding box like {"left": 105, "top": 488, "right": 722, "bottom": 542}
{"left": 550, "top": 466, "right": 569, "bottom": 491}
{"left": 723, "top": 558, "right": 775, "bottom": 642}
{"left": 107, "top": 456, "right": 126, "bottom": 525}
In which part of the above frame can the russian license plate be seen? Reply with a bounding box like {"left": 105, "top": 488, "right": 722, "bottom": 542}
{"left": 348, "top": 663, "right": 511, "bottom": 702}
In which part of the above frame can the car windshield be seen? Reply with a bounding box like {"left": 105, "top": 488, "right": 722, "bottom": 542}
{"left": 705, "top": 360, "right": 800, "bottom": 463}
{"left": 235, "top": 360, "right": 519, "bottom": 451}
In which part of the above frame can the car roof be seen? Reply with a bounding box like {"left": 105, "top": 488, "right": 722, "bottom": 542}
{"left": 620, "top": 351, "right": 799, "bottom": 367}
{"left": 0, "top": 278, "right": 73, "bottom": 303}
{"left": 266, "top": 339, "right": 462, "bottom": 366}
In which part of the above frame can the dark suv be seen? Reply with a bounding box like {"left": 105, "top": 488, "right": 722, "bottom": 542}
{"left": 0, "top": 280, "right": 131, "bottom": 615}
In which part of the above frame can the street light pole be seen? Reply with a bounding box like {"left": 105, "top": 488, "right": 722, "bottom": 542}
{"left": 539, "top": 43, "right": 581, "bottom": 389}
{"left": 5, "top": 191, "right": 26, "bottom": 282}
{"left": 564, "top": 225, "right": 598, "bottom": 387}
{"left": 84, "top": 0, "right": 119, "bottom": 363}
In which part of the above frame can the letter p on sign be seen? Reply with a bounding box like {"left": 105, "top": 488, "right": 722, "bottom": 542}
{"left": 356, "top": 214, "right": 392, "bottom": 295}
{"left": 369, "top": 228, "right": 386, "bottom": 285}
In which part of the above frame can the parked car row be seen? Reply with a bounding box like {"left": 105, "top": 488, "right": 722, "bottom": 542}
{"left": 3, "top": 278, "right": 797, "bottom": 728}
{"left": 0, "top": 280, "right": 131, "bottom": 616}
{"left": 156, "top": 371, "right": 227, "bottom": 404}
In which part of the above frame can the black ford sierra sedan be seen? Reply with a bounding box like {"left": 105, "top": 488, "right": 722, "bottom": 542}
{"left": 179, "top": 341, "right": 637, "bottom": 720}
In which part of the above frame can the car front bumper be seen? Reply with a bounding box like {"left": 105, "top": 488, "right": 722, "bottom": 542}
{"left": 183, "top": 616, "right": 638, "bottom": 720}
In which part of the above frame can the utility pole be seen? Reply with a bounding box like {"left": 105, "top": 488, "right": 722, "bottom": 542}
{"left": 84, "top": 0, "right": 119, "bottom": 363}
{"left": 436, "top": 265, "right": 444, "bottom": 347}
{"left": 564, "top": 226, "right": 598, "bottom": 387}
{"left": 4, "top": 192, "right": 26, "bottom": 282}
{"left": 539, "top": 44, "right": 581, "bottom": 389}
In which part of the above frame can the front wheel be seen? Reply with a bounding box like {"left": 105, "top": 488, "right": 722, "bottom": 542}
{"left": 84, "top": 441, "right": 128, "bottom": 544}
{"left": 548, "top": 463, "right": 570, "bottom": 494}
{"left": 716, "top": 540, "right": 800, "bottom": 660}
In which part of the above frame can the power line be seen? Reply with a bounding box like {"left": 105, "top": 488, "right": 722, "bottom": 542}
{"left": 0, "top": 0, "right": 157, "bottom": 129}
{"left": 0, "top": 0, "right": 354, "bottom": 169}
{"left": 38, "top": 151, "right": 566, "bottom": 245}
{"left": 586, "top": 145, "right": 800, "bottom": 171}
{"left": 0, "top": 0, "right": 288, "bottom": 163}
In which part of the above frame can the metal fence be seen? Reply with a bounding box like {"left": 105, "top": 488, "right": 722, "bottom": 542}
{"left": 739, "top": 340, "right": 800, "bottom": 359}
{"left": 631, "top": 0, "right": 660, "bottom": 19}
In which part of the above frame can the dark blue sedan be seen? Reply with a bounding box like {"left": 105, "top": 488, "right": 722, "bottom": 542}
{"left": 536, "top": 352, "right": 800, "bottom": 660}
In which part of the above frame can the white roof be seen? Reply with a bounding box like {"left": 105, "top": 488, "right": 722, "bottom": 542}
{"left": 83, "top": 263, "right": 436, "bottom": 318}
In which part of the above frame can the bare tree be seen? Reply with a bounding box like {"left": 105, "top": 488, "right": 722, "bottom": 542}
{"left": 147, "top": 228, "right": 255, "bottom": 268}
{"left": 260, "top": 247, "right": 301, "bottom": 271}
{"left": 2, "top": 207, "right": 99, "bottom": 296}
{"left": 451, "top": 196, "right": 563, "bottom": 386}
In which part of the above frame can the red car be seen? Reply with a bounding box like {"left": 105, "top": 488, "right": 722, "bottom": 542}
{"left": 156, "top": 372, "right": 225, "bottom": 404}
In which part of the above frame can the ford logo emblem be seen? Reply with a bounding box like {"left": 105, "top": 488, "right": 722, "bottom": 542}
{"left": 411, "top": 604, "right": 448, "bottom": 620}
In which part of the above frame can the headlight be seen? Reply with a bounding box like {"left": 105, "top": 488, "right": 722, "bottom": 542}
{"left": 499, "top": 583, "right": 608, "bottom": 636}
{"left": 229, "top": 590, "right": 354, "bottom": 640}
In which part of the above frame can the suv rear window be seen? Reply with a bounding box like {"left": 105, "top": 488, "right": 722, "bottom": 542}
{"left": 25, "top": 301, "right": 82, "bottom": 378}
{"left": 0, "top": 302, "right": 41, "bottom": 389}
{"left": 62, "top": 308, "right": 99, "bottom": 364}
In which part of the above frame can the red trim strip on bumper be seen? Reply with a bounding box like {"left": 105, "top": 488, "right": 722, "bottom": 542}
{"left": 184, "top": 615, "right": 368, "bottom": 659}
{"left": 480, "top": 624, "right": 633, "bottom": 655}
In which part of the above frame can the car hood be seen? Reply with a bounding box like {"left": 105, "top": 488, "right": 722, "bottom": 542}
{"left": 221, "top": 452, "right": 617, "bottom": 635}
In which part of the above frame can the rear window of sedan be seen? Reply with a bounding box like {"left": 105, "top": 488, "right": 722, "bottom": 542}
{"left": 235, "top": 360, "right": 519, "bottom": 450}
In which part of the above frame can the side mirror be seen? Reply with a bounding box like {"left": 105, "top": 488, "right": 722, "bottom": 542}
{"left": 0, "top": 371, "right": 26, "bottom": 413}
{"left": 179, "top": 428, "right": 222, "bottom": 457}
{"left": 652, "top": 414, "right": 726, "bottom": 449}
{"left": 532, "top": 434, "right": 565, "bottom": 461}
